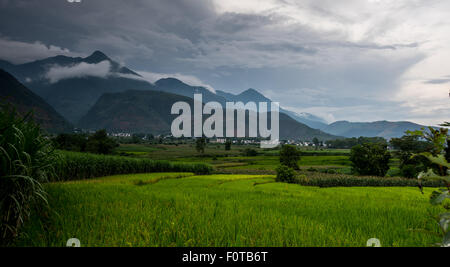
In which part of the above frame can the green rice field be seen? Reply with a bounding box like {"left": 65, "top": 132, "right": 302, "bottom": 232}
{"left": 17, "top": 172, "right": 443, "bottom": 247}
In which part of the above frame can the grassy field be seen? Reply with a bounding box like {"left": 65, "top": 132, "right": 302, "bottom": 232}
{"left": 114, "top": 144, "right": 401, "bottom": 176}
{"left": 18, "top": 173, "right": 443, "bottom": 247}
{"left": 116, "top": 144, "right": 246, "bottom": 159}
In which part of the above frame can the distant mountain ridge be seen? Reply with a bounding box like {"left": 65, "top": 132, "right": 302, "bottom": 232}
{"left": 2, "top": 50, "right": 140, "bottom": 82}
{"left": 0, "top": 69, "right": 72, "bottom": 133}
{"left": 80, "top": 89, "right": 339, "bottom": 140}
{"left": 321, "top": 120, "right": 427, "bottom": 139}
{"left": 155, "top": 78, "right": 227, "bottom": 105}
{"left": 79, "top": 90, "right": 194, "bottom": 134}
{"left": 0, "top": 50, "right": 432, "bottom": 139}
{"left": 0, "top": 51, "right": 155, "bottom": 123}
{"left": 217, "top": 89, "right": 328, "bottom": 129}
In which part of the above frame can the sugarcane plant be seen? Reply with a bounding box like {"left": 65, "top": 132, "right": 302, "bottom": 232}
{"left": 407, "top": 122, "right": 450, "bottom": 247}
{"left": 0, "top": 105, "right": 56, "bottom": 245}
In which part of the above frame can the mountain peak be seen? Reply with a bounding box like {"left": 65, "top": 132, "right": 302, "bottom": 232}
{"left": 240, "top": 88, "right": 261, "bottom": 95}
{"left": 84, "top": 50, "right": 110, "bottom": 63}
{"left": 155, "top": 78, "right": 185, "bottom": 87}
{"left": 235, "top": 88, "right": 270, "bottom": 103}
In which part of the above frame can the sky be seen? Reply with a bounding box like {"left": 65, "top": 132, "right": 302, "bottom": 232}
{"left": 0, "top": 0, "right": 449, "bottom": 126}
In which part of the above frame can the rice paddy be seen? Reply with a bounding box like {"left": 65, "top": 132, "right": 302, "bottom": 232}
{"left": 17, "top": 172, "right": 443, "bottom": 247}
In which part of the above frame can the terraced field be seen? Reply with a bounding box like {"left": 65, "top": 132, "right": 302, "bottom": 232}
{"left": 17, "top": 173, "right": 443, "bottom": 247}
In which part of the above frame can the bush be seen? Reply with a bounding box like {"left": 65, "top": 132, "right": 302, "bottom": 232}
{"left": 280, "top": 145, "right": 301, "bottom": 170}
{"left": 400, "top": 164, "right": 422, "bottom": 178}
{"left": 350, "top": 143, "right": 391, "bottom": 177}
{"left": 390, "top": 135, "right": 432, "bottom": 178}
{"left": 275, "top": 165, "right": 297, "bottom": 183}
{"left": 225, "top": 140, "right": 231, "bottom": 151}
{"left": 319, "top": 168, "right": 337, "bottom": 174}
{"left": 53, "top": 133, "right": 88, "bottom": 152}
{"left": 86, "top": 129, "right": 118, "bottom": 154}
{"left": 0, "top": 106, "right": 55, "bottom": 245}
{"left": 242, "top": 148, "right": 258, "bottom": 157}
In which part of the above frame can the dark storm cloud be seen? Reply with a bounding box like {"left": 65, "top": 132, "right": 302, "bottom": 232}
{"left": 0, "top": 0, "right": 215, "bottom": 68}
{"left": 0, "top": 0, "right": 417, "bottom": 68}
{"left": 0, "top": 0, "right": 443, "bottom": 124}
{"left": 211, "top": 12, "right": 276, "bottom": 33}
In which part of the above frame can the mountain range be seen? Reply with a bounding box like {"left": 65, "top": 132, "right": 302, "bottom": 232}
{"left": 216, "top": 89, "right": 328, "bottom": 129}
{"left": 0, "top": 51, "right": 155, "bottom": 123}
{"left": 320, "top": 120, "right": 426, "bottom": 139}
{"left": 0, "top": 69, "right": 72, "bottom": 133}
{"left": 0, "top": 50, "right": 431, "bottom": 139}
{"left": 78, "top": 89, "right": 338, "bottom": 140}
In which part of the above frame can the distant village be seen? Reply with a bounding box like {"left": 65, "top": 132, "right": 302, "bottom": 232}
{"left": 100, "top": 130, "right": 329, "bottom": 147}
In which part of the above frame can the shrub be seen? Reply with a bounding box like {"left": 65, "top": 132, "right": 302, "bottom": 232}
{"left": 390, "top": 135, "right": 432, "bottom": 178}
{"left": 225, "top": 140, "right": 231, "bottom": 151}
{"left": 242, "top": 148, "right": 258, "bottom": 157}
{"left": 400, "top": 164, "right": 422, "bottom": 178}
{"left": 350, "top": 143, "right": 391, "bottom": 177}
{"left": 0, "top": 106, "right": 55, "bottom": 245}
{"left": 86, "top": 129, "right": 118, "bottom": 154}
{"left": 275, "top": 165, "right": 297, "bottom": 183}
{"left": 325, "top": 169, "right": 337, "bottom": 174}
{"left": 280, "top": 145, "right": 301, "bottom": 170}
{"left": 53, "top": 133, "right": 88, "bottom": 152}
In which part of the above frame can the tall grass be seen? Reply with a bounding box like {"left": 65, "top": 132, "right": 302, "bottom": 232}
{"left": 0, "top": 105, "right": 56, "bottom": 245}
{"left": 51, "top": 151, "right": 213, "bottom": 182}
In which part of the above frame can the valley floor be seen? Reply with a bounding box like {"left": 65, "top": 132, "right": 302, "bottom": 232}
{"left": 17, "top": 173, "right": 443, "bottom": 247}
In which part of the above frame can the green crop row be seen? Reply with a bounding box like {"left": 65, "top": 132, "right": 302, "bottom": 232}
{"left": 51, "top": 151, "right": 214, "bottom": 182}
{"left": 295, "top": 174, "right": 445, "bottom": 188}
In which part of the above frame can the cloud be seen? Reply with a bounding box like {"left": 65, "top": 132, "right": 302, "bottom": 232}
{"left": 136, "top": 71, "right": 216, "bottom": 93}
{"left": 1, "top": 0, "right": 449, "bottom": 125}
{"left": 45, "top": 61, "right": 111, "bottom": 83}
{"left": 424, "top": 78, "right": 450, "bottom": 85}
{"left": 0, "top": 38, "right": 80, "bottom": 64}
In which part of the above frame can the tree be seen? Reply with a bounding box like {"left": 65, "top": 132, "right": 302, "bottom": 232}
{"left": 53, "top": 133, "right": 88, "bottom": 152}
{"left": 408, "top": 123, "right": 449, "bottom": 247}
{"left": 408, "top": 126, "right": 449, "bottom": 176}
{"left": 225, "top": 139, "right": 232, "bottom": 151}
{"left": 86, "top": 129, "right": 118, "bottom": 154}
{"left": 326, "top": 136, "right": 387, "bottom": 149}
{"left": 132, "top": 133, "right": 146, "bottom": 144}
{"left": 312, "top": 137, "right": 320, "bottom": 149}
{"left": 280, "top": 145, "right": 301, "bottom": 170}
{"left": 446, "top": 139, "right": 450, "bottom": 163}
{"left": 390, "top": 135, "right": 433, "bottom": 178}
{"left": 440, "top": 122, "right": 450, "bottom": 164}
{"left": 350, "top": 143, "right": 391, "bottom": 177}
{"left": 196, "top": 137, "right": 206, "bottom": 154}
